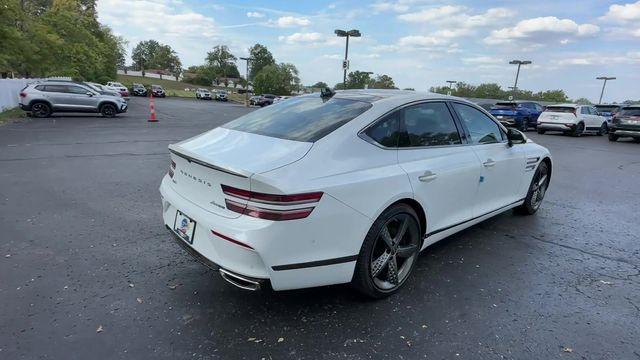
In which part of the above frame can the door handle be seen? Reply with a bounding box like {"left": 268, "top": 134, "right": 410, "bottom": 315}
{"left": 418, "top": 171, "right": 437, "bottom": 182}
{"left": 483, "top": 159, "right": 496, "bottom": 167}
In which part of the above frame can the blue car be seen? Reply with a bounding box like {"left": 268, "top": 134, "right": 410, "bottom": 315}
{"left": 594, "top": 104, "right": 622, "bottom": 125}
{"left": 490, "top": 101, "right": 544, "bottom": 131}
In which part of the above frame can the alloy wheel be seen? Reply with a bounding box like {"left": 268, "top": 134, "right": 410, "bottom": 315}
{"left": 32, "top": 103, "right": 50, "bottom": 117}
{"left": 531, "top": 164, "right": 549, "bottom": 210}
{"left": 370, "top": 213, "right": 420, "bottom": 291}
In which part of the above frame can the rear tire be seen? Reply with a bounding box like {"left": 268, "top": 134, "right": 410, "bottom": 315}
{"left": 352, "top": 204, "right": 422, "bottom": 299}
{"left": 608, "top": 133, "right": 618, "bottom": 142}
{"left": 520, "top": 119, "right": 528, "bottom": 132}
{"left": 100, "top": 103, "right": 117, "bottom": 118}
{"left": 537, "top": 128, "right": 546, "bottom": 134}
{"left": 597, "top": 122, "right": 608, "bottom": 136}
{"left": 31, "top": 102, "right": 51, "bottom": 118}
{"left": 515, "top": 161, "right": 549, "bottom": 215}
{"left": 572, "top": 122, "right": 585, "bottom": 137}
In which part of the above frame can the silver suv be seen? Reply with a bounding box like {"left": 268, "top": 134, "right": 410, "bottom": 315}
{"left": 18, "top": 81, "right": 128, "bottom": 118}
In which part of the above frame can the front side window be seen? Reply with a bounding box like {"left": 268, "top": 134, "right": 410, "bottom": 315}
{"left": 452, "top": 102, "right": 502, "bottom": 144}
{"left": 365, "top": 111, "right": 401, "bottom": 147}
{"left": 224, "top": 95, "right": 372, "bottom": 142}
{"left": 400, "top": 102, "right": 461, "bottom": 147}
{"left": 67, "top": 85, "right": 89, "bottom": 94}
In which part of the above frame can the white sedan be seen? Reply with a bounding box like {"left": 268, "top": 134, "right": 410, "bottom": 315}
{"left": 160, "top": 90, "right": 552, "bottom": 298}
{"left": 537, "top": 104, "right": 609, "bottom": 136}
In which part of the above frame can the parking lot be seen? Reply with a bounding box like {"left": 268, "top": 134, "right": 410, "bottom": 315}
{"left": 1, "top": 97, "right": 639, "bottom": 359}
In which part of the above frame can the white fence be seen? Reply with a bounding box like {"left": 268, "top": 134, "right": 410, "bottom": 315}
{"left": 0, "top": 77, "right": 71, "bottom": 111}
{"left": 117, "top": 70, "right": 183, "bottom": 81}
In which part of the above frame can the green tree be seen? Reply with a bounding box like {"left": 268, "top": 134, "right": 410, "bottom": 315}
{"left": 248, "top": 43, "right": 275, "bottom": 79}
{"left": 311, "top": 81, "right": 328, "bottom": 88}
{"left": 131, "top": 40, "right": 160, "bottom": 75}
{"left": 539, "top": 90, "right": 569, "bottom": 103}
{"left": 369, "top": 74, "right": 396, "bottom": 89}
{"left": 574, "top": 97, "right": 592, "bottom": 105}
{"left": 474, "top": 83, "right": 504, "bottom": 99}
{"left": 345, "top": 71, "right": 372, "bottom": 89}
{"left": 253, "top": 63, "right": 300, "bottom": 95}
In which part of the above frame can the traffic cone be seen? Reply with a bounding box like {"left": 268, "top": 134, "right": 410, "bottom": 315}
{"left": 148, "top": 93, "right": 157, "bottom": 122}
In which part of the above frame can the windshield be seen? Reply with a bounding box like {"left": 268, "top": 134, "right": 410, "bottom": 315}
{"left": 620, "top": 107, "right": 640, "bottom": 116}
{"left": 84, "top": 83, "right": 101, "bottom": 92}
{"left": 594, "top": 105, "right": 619, "bottom": 112}
{"left": 545, "top": 106, "right": 575, "bottom": 113}
{"left": 223, "top": 96, "right": 372, "bottom": 142}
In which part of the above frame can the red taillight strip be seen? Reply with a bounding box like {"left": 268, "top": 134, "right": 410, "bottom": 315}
{"left": 225, "top": 199, "right": 315, "bottom": 221}
{"left": 221, "top": 185, "right": 323, "bottom": 205}
{"left": 211, "top": 229, "right": 254, "bottom": 250}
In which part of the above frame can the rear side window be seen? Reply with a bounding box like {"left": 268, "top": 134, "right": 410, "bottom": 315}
{"left": 365, "top": 111, "right": 401, "bottom": 147}
{"left": 452, "top": 103, "right": 502, "bottom": 144}
{"left": 223, "top": 96, "right": 372, "bottom": 142}
{"left": 620, "top": 107, "right": 640, "bottom": 116}
{"left": 35, "top": 85, "right": 45, "bottom": 91}
{"left": 400, "top": 102, "right": 461, "bottom": 147}
{"left": 545, "top": 107, "right": 575, "bottom": 113}
{"left": 42, "top": 85, "right": 68, "bottom": 93}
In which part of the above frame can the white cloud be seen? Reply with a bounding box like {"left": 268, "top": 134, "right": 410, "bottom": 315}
{"left": 553, "top": 51, "right": 640, "bottom": 66}
{"left": 398, "top": 35, "right": 449, "bottom": 47}
{"left": 278, "top": 32, "right": 324, "bottom": 44}
{"left": 398, "top": 6, "right": 514, "bottom": 32}
{"left": 601, "top": 1, "right": 640, "bottom": 22}
{"left": 246, "top": 11, "right": 265, "bottom": 18}
{"left": 485, "top": 17, "right": 600, "bottom": 45}
{"left": 270, "top": 16, "right": 310, "bottom": 28}
{"left": 371, "top": 2, "right": 410, "bottom": 13}
{"left": 398, "top": 5, "right": 462, "bottom": 22}
{"left": 461, "top": 56, "right": 504, "bottom": 65}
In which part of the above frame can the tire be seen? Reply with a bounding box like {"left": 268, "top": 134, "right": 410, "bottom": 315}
{"left": 515, "top": 161, "right": 549, "bottom": 215}
{"left": 100, "top": 103, "right": 117, "bottom": 118}
{"left": 352, "top": 203, "right": 422, "bottom": 299}
{"left": 572, "top": 122, "right": 585, "bottom": 137}
{"left": 608, "top": 133, "right": 618, "bottom": 142}
{"left": 520, "top": 119, "right": 528, "bottom": 132}
{"left": 597, "top": 122, "right": 608, "bottom": 136}
{"left": 31, "top": 102, "right": 51, "bottom": 118}
{"left": 537, "top": 128, "right": 546, "bottom": 134}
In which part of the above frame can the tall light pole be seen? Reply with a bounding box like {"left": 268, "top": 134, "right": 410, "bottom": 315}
{"left": 446, "top": 80, "right": 457, "bottom": 95}
{"left": 596, "top": 76, "right": 616, "bottom": 104}
{"left": 335, "top": 29, "right": 361, "bottom": 90}
{"left": 240, "top": 57, "right": 253, "bottom": 107}
{"left": 509, "top": 60, "right": 531, "bottom": 99}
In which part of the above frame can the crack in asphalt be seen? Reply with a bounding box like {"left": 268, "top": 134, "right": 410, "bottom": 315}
{"left": 0, "top": 152, "right": 168, "bottom": 162}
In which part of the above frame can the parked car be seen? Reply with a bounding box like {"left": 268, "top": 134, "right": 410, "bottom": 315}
{"left": 594, "top": 104, "right": 622, "bottom": 124}
{"left": 85, "top": 82, "right": 121, "bottom": 97}
{"left": 489, "top": 101, "right": 543, "bottom": 131}
{"left": 609, "top": 105, "right": 640, "bottom": 142}
{"left": 257, "top": 94, "right": 277, "bottom": 106}
{"left": 536, "top": 104, "right": 608, "bottom": 136}
{"left": 273, "top": 96, "right": 290, "bottom": 104}
{"left": 132, "top": 83, "right": 148, "bottom": 97}
{"left": 18, "top": 81, "right": 128, "bottom": 118}
{"left": 215, "top": 90, "right": 228, "bottom": 101}
{"left": 105, "top": 81, "right": 130, "bottom": 99}
{"left": 151, "top": 85, "right": 166, "bottom": 97}
{"left": 160, "top": 90, "right": 551, "bottom": 298}
{"left": 196, "top": 88, "right": 212, "bottom": 100}
{"left": 249, "top": 95, "right": 261, "bottom": 106}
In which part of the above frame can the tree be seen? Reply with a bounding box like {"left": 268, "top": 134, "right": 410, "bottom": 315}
{"left": 253, "top": 63, "right": 300, "bottom": 95}
{"left": 575, "top": 97, "right": 592, "bottom": 105}
{"left": 538, "top": 90, "right": 569, "bottom": 103}
{"left": 131, "top": 40, "right": 182, "bottom": 79}
{"left": 474, "top": 83, "right": 504, "bottom": 99}
{"left": 345, "top": 71, "right": 372, "bottom": 89}
{"left": 369, "top": 74, "right": 396, "bottom": 89}
{"left": 311, "top": 81, "right": 328, "bottom": 88}
{"left": 131, "top": 40, "right": 161, "bottom": 76}
{"left": 248, "top": 43, "right": 275, "bottom": 79}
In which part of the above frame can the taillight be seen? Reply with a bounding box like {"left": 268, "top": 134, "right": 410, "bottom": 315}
{"left": 19, "top": 92, "right": 26, "bottom": 97}
{"left": 221, "top": 185, "right": 323, "bottom": 221}
{"left": 168, "top": 159, "right": 176, "bottom": 178}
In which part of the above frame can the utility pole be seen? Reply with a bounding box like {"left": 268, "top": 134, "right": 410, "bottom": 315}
{"left": 240, "top": 57, "right": 253, "bottom": 107}
{"left": 509, "top": 60, "right": 531, "bottom": 100}
{"left": 335, "top": 29, "right": 361, "bottom": 90}
{"left": 596, "top": 76, "right": 616, "bottom": 104}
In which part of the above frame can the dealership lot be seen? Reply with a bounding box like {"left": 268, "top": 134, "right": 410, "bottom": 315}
{"left": 1, "top": 97, "right": 639, "bottom": 359}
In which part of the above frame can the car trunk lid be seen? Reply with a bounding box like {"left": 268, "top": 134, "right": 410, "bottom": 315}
{"left": 167, "top": 128, "right": 312, "bottom": 218}
{"left": 539, "top": 107, "right": 577, "bottom": 123}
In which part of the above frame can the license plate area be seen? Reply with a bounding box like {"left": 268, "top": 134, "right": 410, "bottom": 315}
{"left": 173, "top": 210, "right": 196, "bottom": 244}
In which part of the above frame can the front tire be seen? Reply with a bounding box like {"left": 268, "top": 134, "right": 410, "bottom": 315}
{"left": 608, "top": 133, "right": 618, "bottom": 142}
{"left": 100, "top": 103, "right": 117, "bottom": 118}
{"left": 352, "top": 204, "right": 422, "bottom": 299}
{"left": 515, "top": 161, "right": 549, "bottom": 215}
{"left": 537, "top": 128, "right": 546, "bottom": 134}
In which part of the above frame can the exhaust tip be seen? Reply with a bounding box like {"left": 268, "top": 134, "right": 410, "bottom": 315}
{"left": 219, "top": 268, "right": 262, "bottom": 291}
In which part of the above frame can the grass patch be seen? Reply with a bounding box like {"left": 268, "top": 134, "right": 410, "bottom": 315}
{"left": 116, "top": 74, "right": 246, "bottom": 103}
{"left": 0, "top": 107, "right": 25, "bottom": 125}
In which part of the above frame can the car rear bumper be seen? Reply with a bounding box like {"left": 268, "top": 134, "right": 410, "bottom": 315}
{"left": 19, "top": 103, "right": 31, "bottom": 111}
{"left": 159, "top": 175, "right": 371, "bottom": 291}
{"left": 611, "top": 128, "right": 640, "bottom": 138}
{"left": 537, "top": 122, "right": 575, "bottom": 131}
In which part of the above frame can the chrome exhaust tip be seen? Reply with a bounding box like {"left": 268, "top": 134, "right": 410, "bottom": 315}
{"left": 219, "top": 268, "right": 263, "bottom": 291}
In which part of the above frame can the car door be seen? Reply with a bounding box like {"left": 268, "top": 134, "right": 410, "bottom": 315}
{"left": 589, "top": 106, "right": 603, "bottom": 128}
{"left": 450, "top": 102, "right": 526, "bottom": 216}
{"left": 65, "top": 84, "right": 99, "bottom": 110}
{"left": 42, "top": 84, "right": 73, "bottom": 109}
{"left": 396, "top": 101, "right": 482, "bottom": 235}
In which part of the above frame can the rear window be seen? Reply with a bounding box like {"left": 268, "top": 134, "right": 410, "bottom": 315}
{"left": 493, "top": 102, "right": 517, "bottom": 109}
{"left": 595, "top": 105, "right": 619, "bottom": 113}
{"left": 620, "top": 107, "right": 640, "bottom": 116}
{"left": 545, "top": 106, "right": 575, "bottom": 113}
{"left": 223, "top": 96, "right": 372, "bottom": 142}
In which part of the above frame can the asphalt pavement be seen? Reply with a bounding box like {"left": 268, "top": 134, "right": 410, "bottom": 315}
{"left": 1, "top": 97, "right": 639, "bottom": 359}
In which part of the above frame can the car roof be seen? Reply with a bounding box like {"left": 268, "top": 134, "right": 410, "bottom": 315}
{"left": 548, "top": 103, "right": 579, "bottom": 108}
{"left": 332, "top": 89, "right": 461, "bottom": 104}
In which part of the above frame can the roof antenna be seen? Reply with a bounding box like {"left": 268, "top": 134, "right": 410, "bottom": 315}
{"left": 320, "top": 87, "right": 335, "bottom": 99}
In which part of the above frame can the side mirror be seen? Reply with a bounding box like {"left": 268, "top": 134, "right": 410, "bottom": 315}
{"left": 507, "top": 128, "right": 527, "bottom": 146}
{"left": 86, "top": 92, "right": 94, "bottom": 97}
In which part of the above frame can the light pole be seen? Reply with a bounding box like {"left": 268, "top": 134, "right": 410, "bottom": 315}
{"left": 446, "top": 80, "right": 457, "bottom": 95}
{"left": 335, "top": 29, "right": 361, "bottom": 90}
{"left": 596, "top": 76, "right": 616, "bottom": 104}
{"left": 509, "top": 60, "right": 531, "bottom": 99}
{"left": 240, "top": 57, "right": 253, "bottom": 107}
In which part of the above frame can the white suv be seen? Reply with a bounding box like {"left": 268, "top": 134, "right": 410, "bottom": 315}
{"left": 537, "top": 104, "right": 608, "bottom": 136}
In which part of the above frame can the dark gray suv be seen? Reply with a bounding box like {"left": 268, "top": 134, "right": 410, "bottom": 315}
{"left": 18, "top": 81, "right": 128, "bottom": 118}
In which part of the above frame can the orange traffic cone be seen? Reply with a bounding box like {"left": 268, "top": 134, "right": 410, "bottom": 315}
{"left": 148, "top": 93, "right": 157, "bottom": 122}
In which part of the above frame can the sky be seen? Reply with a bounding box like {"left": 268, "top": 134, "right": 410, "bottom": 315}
{"left": 96, "top": 0, "right": 640, "bottom": 103}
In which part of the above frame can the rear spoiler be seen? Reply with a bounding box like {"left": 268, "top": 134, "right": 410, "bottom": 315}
{"left": 168, "top": 144, "right": 250, "bottom": 178}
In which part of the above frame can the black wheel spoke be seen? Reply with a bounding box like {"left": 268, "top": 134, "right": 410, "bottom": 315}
{"left": 387, "top": 256, "right": 399, "bottom": 285}
{"left": 396, "top": 244, "right": 418, "bottom": 258}
{"left": 380, "top": 226, "right": 394, "bottom": 250}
